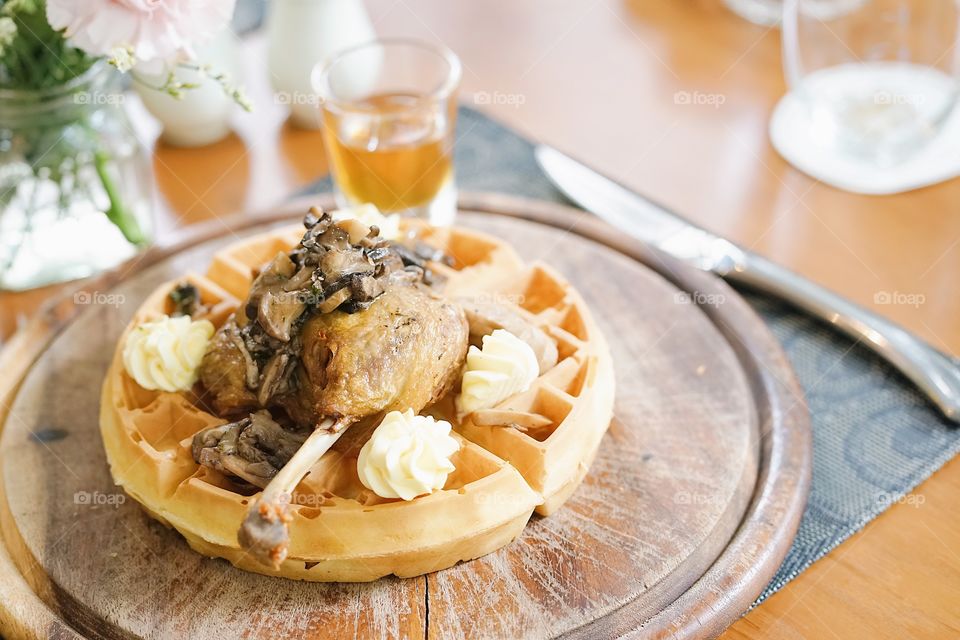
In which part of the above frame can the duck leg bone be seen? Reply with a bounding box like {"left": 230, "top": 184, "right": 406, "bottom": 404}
{"left": 238, "top": 416, "right": 351, "bottom": 568}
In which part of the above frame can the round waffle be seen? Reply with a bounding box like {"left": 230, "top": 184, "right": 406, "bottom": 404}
{"left": 99, "top": 219, "right": 614, "bottom": 582}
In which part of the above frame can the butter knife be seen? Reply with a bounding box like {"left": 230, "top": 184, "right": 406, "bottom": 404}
{"left": 535, "top": 145, "right": 960, "bottom": 422}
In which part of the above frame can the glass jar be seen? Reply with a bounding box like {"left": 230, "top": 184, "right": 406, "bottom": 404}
{"left": 0, "top": 62, "right": 153, "bottom": 291}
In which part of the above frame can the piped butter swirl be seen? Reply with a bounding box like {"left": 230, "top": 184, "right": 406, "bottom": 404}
{"left": 122, "top": 315, "right": 214, "bottom": 392}
{"left": 357, "top": 409, "right": 459, "bottom": 501}
{"left": 456, "top": 329, "right": 539, "bottom": 416}
{"left": 331, "top": 203, "right": 401, "bottom": 240}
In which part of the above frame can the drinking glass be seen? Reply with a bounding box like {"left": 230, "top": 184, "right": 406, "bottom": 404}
{"left": 313, "top": 39, "right": 462, "bottom": 226}
{"left": 783, "top": 0, "right": 960, "bottom": 165}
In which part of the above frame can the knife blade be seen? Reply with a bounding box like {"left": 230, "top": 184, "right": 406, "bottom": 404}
{"left": 535, "top": 144, "right": 960, "bottom": 422}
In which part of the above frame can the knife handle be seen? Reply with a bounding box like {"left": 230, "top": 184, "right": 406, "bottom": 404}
{"left": 729, "top": 252, "right": 960, "bottom": 422}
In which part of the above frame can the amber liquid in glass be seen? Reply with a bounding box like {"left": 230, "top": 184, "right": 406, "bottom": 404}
{"left": 322, "top": 93, "right": 454, "bottom": 213}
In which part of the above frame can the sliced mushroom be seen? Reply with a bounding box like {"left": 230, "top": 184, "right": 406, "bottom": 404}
{"left": 282, "top": 265, "right": 316, "bottom": 292}
{"left": 258, "top": 290, "right": 307, "bottom": 342}
{"left": 169, "top": 282, "right": 201, "bottom": 317}
{"left": 257, "top": 351, "right": 295, "bottom": 406}
{"left": 317, "top": 287, "right": 352, "bottom": 314}
{"left": 226, "top": 324, "right": 260, "bottom": 389}
{"left": 191, "top": 411, "right": 309, "bottom": 489}
{"left": 390, "top": 243, "right": 426, "bottom": 270}
{"left": 319, "top": 248, "right": 374, "bottom": 281}
{"left": 311, "top": 221, "right": 351, "bottom": 252}
{"left": 413, "top": 240, "right": 453, "bottom": 267}
{"left": 252, "top": 252, "right": 297, "bottom": 291}
{"left": 243, "top": 252, "right": 298, "bottom": 328}
{"left": 356, "top": 273, "right": 380, "bottom": 297}
{"left": 368, "top": 246, "right": 405, "bottom": 277}
{"left": 335, "top": 217, "right": 373, "bottom": 244}
{"left": 471, "top": 409, "right": 553, "bottom": 431}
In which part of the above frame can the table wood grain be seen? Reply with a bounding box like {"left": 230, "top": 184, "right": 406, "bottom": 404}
{"left": 0, "top": 1, "right": 957, "bottom": 638}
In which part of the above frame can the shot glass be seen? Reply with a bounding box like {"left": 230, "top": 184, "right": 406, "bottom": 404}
{"left": 313, "top": 38, "right": 462, "bottom": 226}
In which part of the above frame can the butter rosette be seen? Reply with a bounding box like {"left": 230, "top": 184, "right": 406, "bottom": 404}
{"left": 122, "top": 315, "right": 214, "bottom": 392}
{"left": 456, "top": 329, "right": 539, "bottom": 416}
{"left": 357, "top": 409, "right": 460, "bottom": 501}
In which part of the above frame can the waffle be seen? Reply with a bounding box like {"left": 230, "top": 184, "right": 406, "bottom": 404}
{"left": 99, "top": 219, "right": 615, "bottom": 581}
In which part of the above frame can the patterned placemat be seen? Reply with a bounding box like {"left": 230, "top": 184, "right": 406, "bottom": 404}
{"left": 300, "top": 106, "right": 960, "bottom": 603}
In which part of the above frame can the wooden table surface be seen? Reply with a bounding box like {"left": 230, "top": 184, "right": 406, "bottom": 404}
{"left": 1, "top": 1, "right": 957, "bottom": 638}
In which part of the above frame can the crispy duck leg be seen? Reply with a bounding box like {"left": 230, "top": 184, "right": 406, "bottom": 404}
{"left": 231, "top": 283, "right": 467, "bottom": 568}
{"left": 193, "top": 210, "right": 469, "bottom": 567}
{"left": 237, "top": 416, "right": 350, "bottom": 568}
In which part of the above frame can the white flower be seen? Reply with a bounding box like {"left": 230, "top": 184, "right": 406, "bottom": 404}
{"left": 46, "top": 0, "right": 236, "bottom": 74}
{"left": 107, "top": 46, "right": 136, "bottom": 73}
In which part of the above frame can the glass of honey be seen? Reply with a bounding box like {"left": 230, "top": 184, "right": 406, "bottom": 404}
{"left": 313, "top": 39, "right": 462, "bottom": 226}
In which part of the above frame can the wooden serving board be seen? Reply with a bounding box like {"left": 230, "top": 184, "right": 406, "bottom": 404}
{"left": 0, "top": 193, "right": 811, "bottom": 640}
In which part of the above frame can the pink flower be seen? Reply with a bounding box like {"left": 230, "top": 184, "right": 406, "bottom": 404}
{"left": 47, "top": 0, "right": 236, "bottom": 72}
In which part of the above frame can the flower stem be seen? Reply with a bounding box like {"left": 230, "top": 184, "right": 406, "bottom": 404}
{"left": 93, "top": 150, "right": 147, "bottom": 247}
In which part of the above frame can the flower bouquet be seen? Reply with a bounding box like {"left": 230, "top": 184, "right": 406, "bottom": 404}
{"left": 0, "top": 0, "right": 247, "bottom": 290}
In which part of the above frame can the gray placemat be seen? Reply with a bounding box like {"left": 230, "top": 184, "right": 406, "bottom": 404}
{"left": 300, "top": 106, "right": 960, "bottom": 603}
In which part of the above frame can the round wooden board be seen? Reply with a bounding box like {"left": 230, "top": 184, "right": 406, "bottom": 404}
{"left": 0, "top": 193, "right": 810, "bottom": 640}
